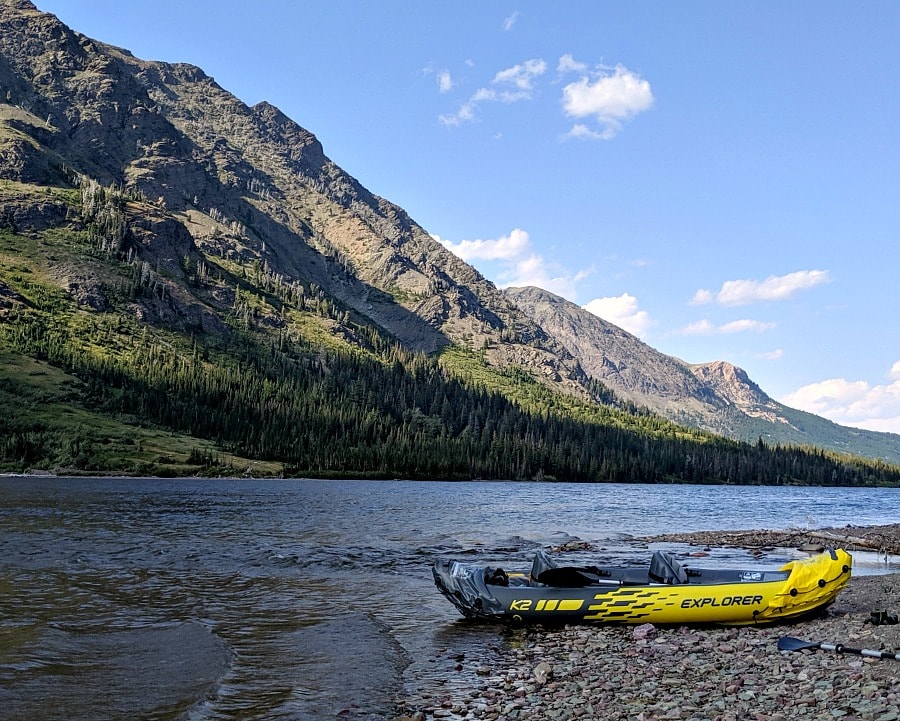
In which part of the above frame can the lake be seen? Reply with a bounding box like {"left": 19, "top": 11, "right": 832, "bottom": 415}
{"left": 1, "top": 478, "right": 897, "bottom": 720}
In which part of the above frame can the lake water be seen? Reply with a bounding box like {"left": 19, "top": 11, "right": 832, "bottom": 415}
{"left": 1, "top": 478, "right": 897, "bottom": 720}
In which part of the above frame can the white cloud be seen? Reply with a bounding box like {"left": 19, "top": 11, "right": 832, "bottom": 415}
{"left": 493, "top": 58, "right": 547, "bottom": 93}
{"left": 562, "top": 64, "right": 654, "bottom": 140}
{"left": 437, "top": 71, "right": 453, "bottom": 94}
{"left": 439, "top": 93, "right": 484, "bottom": 126}
{"left": 719, "top": 319, "right": 776, "bottom": 334}
{"left": 439, "top": 59, "right": 547, "bottom": 126}
{"left": 557, "top": 53, "right": 588, "bottom": 74}
{"left": 756, "top": 348, "right": 784, "bottom": 361}
{"left": 503, "top": 11, "right": 519, "bottom": 31}
{"left": 677, "top": 318, "right": 775, "bottom": 336}
{"left": 565, "top": 123, "right": 617, "bottom": 141}
{"left": 436, "top": 228, "right": 530, "bottom": 261}
{"left": 781, "top": 365, "right": 900, "bottom": 434}
{"left": 689, "top": 288, "right": 714, "bottom": 306}
{"left": 436, "top": 228, "right": 589, "bottom": 300}
{"left": 695, "top": 270, "right": 831, "bottom": 307}
{"left": 501, "top": 254, "right": 582, "bottom": 299}
{"left": 583, "top": 294, "right": 652, "bottom": 338}
{"left": 437, "top": 56, "right": 649, "bottom": 140}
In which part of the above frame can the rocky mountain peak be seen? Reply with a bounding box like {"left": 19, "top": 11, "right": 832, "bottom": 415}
{"left": 1, "top": 0, "right": 40, "bottom": 16}
{"left": 688, "top": 361, "right": 769, "bottom": 407}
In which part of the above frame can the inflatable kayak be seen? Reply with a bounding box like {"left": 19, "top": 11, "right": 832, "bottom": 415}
{"left": 433, "top": 548, "right": 852, "bottom": 626}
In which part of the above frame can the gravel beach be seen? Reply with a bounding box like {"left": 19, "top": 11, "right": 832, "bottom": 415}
{"left": 396, "top": 526, "right": 900, "bottom": 721}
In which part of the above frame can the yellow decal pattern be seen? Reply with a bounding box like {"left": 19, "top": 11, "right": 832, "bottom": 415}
{"left": 583, "top": 588, "right": 683, "bottom": 622}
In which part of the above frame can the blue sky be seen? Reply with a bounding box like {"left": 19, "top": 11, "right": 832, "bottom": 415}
{"left": 37, "top": 2, "right": 900, "bottom": 434}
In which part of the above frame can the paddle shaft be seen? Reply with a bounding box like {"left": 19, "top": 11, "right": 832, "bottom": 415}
{"left": 819, "top": 642, "right": 900, "bottom": 661}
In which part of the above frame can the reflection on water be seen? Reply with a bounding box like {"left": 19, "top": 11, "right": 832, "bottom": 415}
{"left": 0, "top": 478, "right": 897, "bottom": 720}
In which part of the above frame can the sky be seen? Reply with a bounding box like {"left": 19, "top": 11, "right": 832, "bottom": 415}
{"left": 35, "top": 1, "right": 900, "bottom": 435}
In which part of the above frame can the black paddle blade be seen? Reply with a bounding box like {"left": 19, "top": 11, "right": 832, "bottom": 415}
{"left": 777, "top": 636, "right": 820, "bottom": 651}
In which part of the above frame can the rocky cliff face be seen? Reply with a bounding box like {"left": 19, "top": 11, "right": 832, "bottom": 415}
{"left": 504, "top": 286, "right": 746, "bottom": 430}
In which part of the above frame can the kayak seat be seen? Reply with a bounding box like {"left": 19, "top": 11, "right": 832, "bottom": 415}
{"left": 648, "top": 550, "right": 690, "bottom": 584}
{"left": 536, "top": 566, "right": 608, "bottom": 587}
{"left": 529, "top": 549, "right": 611, "bottom": 587}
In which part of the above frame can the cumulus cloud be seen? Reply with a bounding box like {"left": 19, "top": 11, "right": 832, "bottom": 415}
{"left": 781, "top": 364, "right": 900, "bottom": 434}
{"left": 436, "top": 55, "right": 654, "bottom": 140}
{"left": 439, "top": 58, "right": 547, "bottom": 126}
{"left": 439, "top": 89, "right": 490, "bottom": 126}
{"left": 565, "top": 124, "right": 616, "bottom": 141}
{"left": 677, "top": 318, "right": 775, "bottom": 336}
{"left": 436, "top": 228, "right": 531, "bottom": 262}
{"left": 583, "top": 294, "right": 652, "bottom": 338}
{"left": 437, "top": 54, "right": 651, "bottom": 139}
{"left": 503, "top": 11, "right": 519, "bottom": 31}
{"left": 561, "top": 64, "right": 654, "bottom": 140}
{"left": 502, "top": 254, "right": 587, "bottom": 299}
{"left": 693, "top": 270, "right": 831, "bottom": 307}
{"left": 436, "top": 228, "right": 589, "bottom": 299}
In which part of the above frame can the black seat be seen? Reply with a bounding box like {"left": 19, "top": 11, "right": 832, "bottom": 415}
{"left": 648, "top": 551, "right": 689, "bottom": 584}
{"left": 530, "top": 549, "right": 606, "bottom": 587}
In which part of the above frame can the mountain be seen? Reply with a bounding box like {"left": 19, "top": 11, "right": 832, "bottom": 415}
{"left": 506, "top": 286, "right": 900, "bottom": 463}
{"left": 1, "top": 0, "right": 898, "bottom": 480}
{"left": 507, "top": 286, "right": 900, "bottom": 463}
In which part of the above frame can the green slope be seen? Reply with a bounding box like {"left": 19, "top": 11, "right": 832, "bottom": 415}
{"left": 0, "top": 350, "right": 273, "bottom": 477}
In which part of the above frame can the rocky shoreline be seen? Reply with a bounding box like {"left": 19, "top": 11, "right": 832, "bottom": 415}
{"left": 645, "top": 523, "right": 900, "bottom": 558}
{"left": 395, "top": 526, "right": 900, "bottom": 721}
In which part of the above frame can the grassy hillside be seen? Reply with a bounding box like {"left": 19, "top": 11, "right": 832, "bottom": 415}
{"left": 0, "top": 351, "right": 274, "bottom": 476}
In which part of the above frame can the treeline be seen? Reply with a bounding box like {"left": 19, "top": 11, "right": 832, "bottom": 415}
{"left": 4, "top": 309, "right": 900, "bottom": 487}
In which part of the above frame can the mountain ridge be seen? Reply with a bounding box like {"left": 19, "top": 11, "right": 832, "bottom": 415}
{"left": 505, "top": 286, "right": 900, "bottom": 462}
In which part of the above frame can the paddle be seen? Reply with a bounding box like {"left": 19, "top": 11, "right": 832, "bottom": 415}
{"left": 778, "top": 635, "right": 900, "bottom": 661}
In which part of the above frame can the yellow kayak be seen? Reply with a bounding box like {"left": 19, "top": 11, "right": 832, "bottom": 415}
{"left": 433, "top": 548, "right": 852, "bottom": 626}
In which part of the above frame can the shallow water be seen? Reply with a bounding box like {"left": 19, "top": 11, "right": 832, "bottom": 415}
{"left": 1, "top": 478, "right": 897, "bottom": 719}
